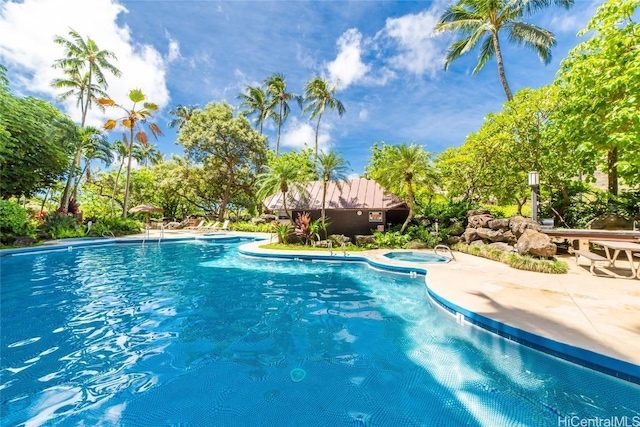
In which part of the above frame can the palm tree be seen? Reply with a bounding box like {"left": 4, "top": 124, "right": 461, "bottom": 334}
{"left": 110, "top": 135, "right": 146, "bottom": 216}
{"left": 100, "top": 89, "right": 163, "bottom": 218}
{"left": 303, "top": 77, "right": 345, "bottom": 159}
{"left": 237, "top": 85, "right": 270, "bottom": 134}
{"left": 257, "top": 155, "right": 308, "bottom": 221}
{"left": 371, "top": 144, "right": 436, "bottom": 233}
{"left": 52, "top": 28, "right": 121, "bottom": 211}
{"left": 138, "top": 143, "right": 164, "bottom": 167}
{"left": 72, "top": 126, "right": 113, "bottom": 195}
{"left": 265, "top": 73, "right": 301, "bottom": 154}
{"left": 435, "top": 0, "right": 573, "bottom": 100}
{"left": 167, "top": 104, "right": 198, "bottom": 130}
{"left": 316, "top": 151, "right": 350, "bottom": 238}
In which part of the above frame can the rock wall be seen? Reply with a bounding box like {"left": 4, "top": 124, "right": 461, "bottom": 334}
{"left": 459, "top": 209, "right": 557, "bottom": 258}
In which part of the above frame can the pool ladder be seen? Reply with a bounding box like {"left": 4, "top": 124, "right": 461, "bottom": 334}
{"left": 142, "top": 225, "right": 164, "bottom": 246}
{"left": 327, "top": 241, "right": 347, "bottom": 257}
{"left": 434, "top": 244, "right": 456, "bottom": 262}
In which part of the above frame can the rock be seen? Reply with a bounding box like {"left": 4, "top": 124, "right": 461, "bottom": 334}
{"left": 449, "top": 221, "right": 465, "bottom": 236}
{"left": 488, "top": 218, "right": 510, "bottom": 230}
{"left": 468, "top": 214, "right": 494, "bottom": 229}
{"left": 467, "top": 209, "right": 491, "bottom": 217}
{"left": 260, "top": 213, "right": 277, "bottom": 222}
{"left": 355, "top": 235, "right": 376, "bottom": 246}
{"left": 489, "top": 242, "right": 515, "bottom": 253}
{"left": 8, "top": 236, "right": 38, "bottom": 247}
{"left": 315, "top": 240, "right": 330, "bottom": 248}
{"left": 251, "top": 217, "right": 266, "bottom": 225}
{"left": 476, "top": 227, "right": 506, "bottom": 242}
{"left": 447, "top": 236, "right": 462, "bottom": 245}
{"left": 470, "top": 239, "right": 486, "bottom": 247}
{"left": 586, "top": 213, "right": 633, "bottom": 230}
{"left": 516, "top": 229, "right": 557, "bottom": 257}
{"left": 329, "top": 234, "right": 351, "bottom": 244}
{"left": 463, "top": 228, "right": 478, "bottom": 244}
{"left": 509, "top": 216, "right": 541, "bottom": 238}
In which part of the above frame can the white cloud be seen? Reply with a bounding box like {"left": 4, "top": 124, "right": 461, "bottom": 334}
{"left": 377, "top": 8, "right": 444, "bottom": 77}
{"left": 0, "top": 0, "right": 170, "bottom": 128}
{"left": 166, "top": 32, "right": 181, "bottom": 63}
{"left": 280, "top": 117, "right": 331, "bottom": 152}
{"left": 326, "top": 28, "right": 371, "bottom": 89}
{"left": 358, "top": 108, "right": 369, "bottom": 120}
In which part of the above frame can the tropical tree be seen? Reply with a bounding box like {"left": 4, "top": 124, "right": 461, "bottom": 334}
{"left": 1, "top": 75, "right": 77, "bottom": 199}
{"left": 435, "top": 0, "right": 573, "bottom": 100}
{"left": 51, "top": 28, "right": 121, "bottom": 211}
{"left": 303, "top": 77, "right": 346, "bottom": 159}
{"left": 100, "top": 89, "right": 163, "bottom": 218}
{"left": 265, "top": 73, "right": 301, "bottom": 154}
{"left": 177, "top": 101, "right": 267, "bottom": 220}
{"left": 555, "top": 0, "right": 640, "bottom": 194}
{"left": 256, "top": 152, "right": 312, "bottom": 221}
{"left": 167, "top": 104, "right": 198, "bottom": 130}
{"left": 72, "top": 126, "right": 113, "bottom": 194}
{"left": 366, "top": 143, "right": 437, "bottom": 233}
{"left": 138, "top": 143, "right": 163, "bottom": 167}
{"left": 315, "top": 151, "right": 350, "bottom": 237}
{"left": 237, "top": 85, "right": 270, "bottom": 134}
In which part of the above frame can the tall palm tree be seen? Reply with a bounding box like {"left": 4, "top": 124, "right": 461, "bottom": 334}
{"left": 303, "top": 77, "right": 345, "bottom": 159}
{"left": 435, "top": 0, "right": 573, "bottom": 100}
{"left": 167, "top": 104, "right": 198, "bottom": 130}
{"left": 316, "top": 151, "right": 350, "bottom": 238}
{"left": 265, "top": 73, "right": 301, "bottom": 154}
{"left": 257, "top": 155, "right": 308, "bottom": 221}
{"left": 138, "top": 143, "right": 164, "bottom": 167}
{"left": 110, "top": 135, "right": 146, "bottom": 216}
{"left": 52, "top": 28, "right": 121, "bottom": 211}
{"left": 100, "top": 89, "right": 163, "bottom": 218}
{"left": 237, "top": 85, "right": 270, "bottom": 134}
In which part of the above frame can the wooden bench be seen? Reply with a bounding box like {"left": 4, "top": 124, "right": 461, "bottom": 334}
{"left": 574, "top": 250, "right": 611, "bottom": 276}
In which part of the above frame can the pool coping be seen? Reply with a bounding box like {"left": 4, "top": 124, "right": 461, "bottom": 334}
{"left": 2, "top": 235, "right": 638, "bottom": 385}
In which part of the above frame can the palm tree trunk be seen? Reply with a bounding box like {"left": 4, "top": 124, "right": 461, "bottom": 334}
{"left": 400, "top": 181, "right": 414, "bottom": 233}
{"left": 314, "top": 112, "right": 323, "bottom": 160}
{"left": 60, "top": 148, "right": 83, "bottom": 211}
{"left": 111, "top": 159, "right": 125, "bottom": 217}
{"left": 492, "top": 32, "right": 513, "bottom": 101}
{"left": 122, "top": 128, "right": 135, "bottom": 219}
{"left": 321, "top": 179, "right": 328, "bottom": 238}
{"left": 276, "top": 101, "right": 283, "bottom": 154}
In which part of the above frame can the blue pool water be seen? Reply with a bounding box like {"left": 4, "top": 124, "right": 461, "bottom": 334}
{"left": 383, "top": 251, "right": 449, "bottom": 263}
{"left": 1, "top": 240, "right": 639, "bottom": 426}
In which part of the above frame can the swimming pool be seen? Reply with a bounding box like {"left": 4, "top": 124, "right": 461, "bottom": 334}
{"left": 1, "top": 240, "right": 639, "bottom": 425}
{"left": 383, "top": 251, "right": 449, "bottom": 263}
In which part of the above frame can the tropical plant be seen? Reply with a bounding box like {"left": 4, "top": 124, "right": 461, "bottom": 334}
{"left": 237, "top": 85, "right": 270, "bottom": 134}
{"left": 71, "top": 126, "right": 113, "bottom": 196}
{"left": 366, "top": 143, "right": 438, "bottom": 233}
{"left": 256, "top": 152, "right": 313, "bottom": 221}
{"left": 51, "top": 28, "right": 121, "bottom": 211}
{"left": 100, "top": 89, "right": 163, "bottom": 218}
{"left": 265, "top": 73, "right": 301, "bottom": 154}
{"left": 294, "top": 211, "right": 320, "bottom": 245}
{"left": 0, "top": 200, "right": 30, "bottom": 238}
{"left": 167, "top": 104, "right": 198, "bottom": 130}
{"left": 302, "top": 77, "right": 345, "bottom": 158}
{"left": 435, "top": 0, "right": 573, "bottom": 100}
{"left": 272, "top": 222, "right": 293, "bottom": 244}
{"left": 315, "top": 151, "right": 350, "bottom": 238}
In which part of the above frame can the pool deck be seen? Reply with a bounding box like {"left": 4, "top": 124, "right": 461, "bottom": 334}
{"left": 12, "top": 230, "right": 640, "bottom": 379}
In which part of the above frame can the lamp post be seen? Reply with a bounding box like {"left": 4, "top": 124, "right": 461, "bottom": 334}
{"left": 528, "top": 171, "right": 539, "bottom": 222}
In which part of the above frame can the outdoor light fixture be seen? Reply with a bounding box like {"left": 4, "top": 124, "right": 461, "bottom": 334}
{"left": 528, "top": 171, "right": 539, "bottom": 222}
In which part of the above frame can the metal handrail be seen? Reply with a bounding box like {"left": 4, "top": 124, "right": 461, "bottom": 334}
{"left": 434, "top": 244, "right": 456, "bottom": 262}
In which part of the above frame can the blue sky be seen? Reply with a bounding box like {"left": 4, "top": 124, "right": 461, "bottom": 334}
{"left": 0, "top": 0, "right": 600, "bottom": 176}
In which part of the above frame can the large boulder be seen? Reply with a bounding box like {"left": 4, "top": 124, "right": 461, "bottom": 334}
{"left": 355, "top": 235, "right": 376, "bottom": 246}
{"left": 489, "top": 242, "right": 516, "bottom": 253}
{"left": 476, "top": 227, "right": 516, "bottom": 243}
{"left": 586, "top": 213, "right": 633, "bottom": 230}
{"left": 509, "top": 216, "right": 541, "bottom": 238}
{"left": 463, "top": 228, "right": 479, "bottom": 244}
{"left": 516, "top": 229, "right": 557, "bottom": 258}
{"left": 488, "top": 218, "right": 510, "bottom": 230}
{"left": 467, "top": 209, "right": 491, "bottom": 217}
{"left": 468, "top": 214, "right": 494, "bottom": 229}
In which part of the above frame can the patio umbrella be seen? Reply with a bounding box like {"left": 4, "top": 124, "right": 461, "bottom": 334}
{"left": 128, "top": 203, "right": 163, "bottom": 224}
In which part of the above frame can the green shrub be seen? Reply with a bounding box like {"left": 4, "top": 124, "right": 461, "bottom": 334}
{"left": 0, "top": 200, "right": 30, "bottom": 236}
{"left": 88, "top": 217, "right": 142, "bottom": 237}
{"left": 372, "top": 230, "right": 412, "bottom": 248}
{"left": 39, "top": 212, "right": 83, "bottom": 240}
{"left": 453, "top": 243, "right": 568, "bottom": 274}
{"left": 230, "top": 221, "right": 273, "bottom": 233}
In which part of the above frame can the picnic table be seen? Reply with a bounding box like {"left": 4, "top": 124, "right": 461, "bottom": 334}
{"left": 590, "top": 240, "right": 640, "bottom": 279}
